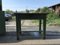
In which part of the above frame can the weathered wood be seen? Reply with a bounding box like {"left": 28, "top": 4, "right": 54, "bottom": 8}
{"left": 14, "top": 13, "right": 47, "bottom": 19}
{"left": 15, "top": 13, "right": 47, "bottom": 40}
{"left": 19, "top": 19, "right": 21, "bottom": 34}
{"left": 39, "top": 19, "right": 41, "bottom": 34}
{"left": 42, "top": 17, "right": 46, "bottom": 39}
{"left": 16, "top": 15, "right": 20, "bottom": 40}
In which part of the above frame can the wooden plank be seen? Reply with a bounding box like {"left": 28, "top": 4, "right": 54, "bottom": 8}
{"left": 42, "top": 18, "right": 46, "bottom": 39}
{"left": 19, "top": 19, "right": 21, "bottom": 34}
{"left": 39, "top": 19, "right": 41, "bottom": 34}
{"left": 16, "top": 15, "right": 20, "bottom": 40}
{"left": 14, "top": 13, "right": 47, "bottom": 19}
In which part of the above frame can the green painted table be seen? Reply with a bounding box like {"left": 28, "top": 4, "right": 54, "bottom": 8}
{"left": 14, "top": 13, "right": 48, "bottom": 40}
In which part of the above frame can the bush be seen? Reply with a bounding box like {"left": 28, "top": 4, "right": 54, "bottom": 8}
{"left": 47, "top": 11, "right": 59, "bottom": 24}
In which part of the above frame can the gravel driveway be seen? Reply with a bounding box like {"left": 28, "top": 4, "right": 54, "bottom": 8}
{"left": 0, "top": 21, "right": 60, "bottom": 45}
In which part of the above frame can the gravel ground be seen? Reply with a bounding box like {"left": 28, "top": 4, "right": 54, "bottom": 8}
{"left": 0, "top": 21, "right": 60, "bottom": 45}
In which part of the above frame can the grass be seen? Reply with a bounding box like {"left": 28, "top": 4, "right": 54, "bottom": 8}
{"left": 54, "top": 18, "right": 60, "bottom": 24}
{"left": 12, "top": 16, "right": 16, "bottom": 21}
{"left": 48, "top": 18, "right": 60, "bottom": 26}
{"left": 32, "top": 18, "right": 60, "bottom": 26}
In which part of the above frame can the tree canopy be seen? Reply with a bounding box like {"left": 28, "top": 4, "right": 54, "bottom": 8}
{"left": 5, "top": 9, "right": 13, "bottom": 14}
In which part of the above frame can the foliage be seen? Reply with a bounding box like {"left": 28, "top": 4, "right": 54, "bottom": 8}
{"left": 5, "top": 9, "right": 13, "bottom": 14}
{"left": 35, "top": 8, "right": 41, "bottom": 13}
{"left": 47, "top": 11, "right": 59, "bottom": 24}
{"left": 35, "top": 7, "right": 50, "bottom": 13}
{"left": 12, "top": 16, "right": 16, "bottom": 21}
{"left": 26, "top": 9, "right": 29, "bottom": 13}
{"left": 41, "top": 7, "right": 50, "bottom": 13}
{"left": 32, "top": 7, "right": 60, "bottom": 26}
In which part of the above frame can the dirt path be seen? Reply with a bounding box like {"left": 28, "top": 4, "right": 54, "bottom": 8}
{"left": 2, "top": 21, "right": 60, "bottom": 45}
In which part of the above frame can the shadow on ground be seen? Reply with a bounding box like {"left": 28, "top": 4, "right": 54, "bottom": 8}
{"left": 0, "top": 31, "right": 60, "bottom": 43}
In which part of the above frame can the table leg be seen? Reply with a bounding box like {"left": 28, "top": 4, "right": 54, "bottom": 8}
{"left": 16, "top": 15, "right": 20, "bottom": 40}
{"left": 39, "top": 19, "right": 41, "bottom": 34}
{"left": 42, "top": 19, "right": 46, "bottom": 39}
{"left": 19, "top": 19, "right": 21, "bottom": 34}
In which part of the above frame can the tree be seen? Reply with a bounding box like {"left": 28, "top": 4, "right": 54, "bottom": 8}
{"left": 5, "top": 9, "right": 13, "bottom": 14}
{"left": 26, "top": 9, "right": 29, "bottom": 13}
{"left": 41, "top": 7, "right": 50, "bottom": 13}
{"left": 29, "top": 10, "right": 35, "bottom": 13}
{"left": 35, "top": 8, "right": 41, "bottom": 13}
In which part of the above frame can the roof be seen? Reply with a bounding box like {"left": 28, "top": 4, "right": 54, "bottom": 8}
{"left": 48, "top": 3, "right": 60, "bottom": 8}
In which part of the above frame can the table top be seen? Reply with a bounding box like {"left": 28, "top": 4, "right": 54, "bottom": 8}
{"left": 14, "top": 13, "right": 48, "bottom": 15}
{"left": 14, "top": 13, "right": 48, "bottom": 19}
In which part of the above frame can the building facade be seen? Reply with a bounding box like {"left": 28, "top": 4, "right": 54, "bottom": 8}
{"left": 49, "top": 3, "right": 60, "bottom": 16}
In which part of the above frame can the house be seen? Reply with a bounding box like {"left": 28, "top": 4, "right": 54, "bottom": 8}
{"left": 49, "top": 3, "right": 60, "bottom": 16}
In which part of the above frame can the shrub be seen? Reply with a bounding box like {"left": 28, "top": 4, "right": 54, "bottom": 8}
{"left": 47, "top": 11, "right": 59, "bottom": 24}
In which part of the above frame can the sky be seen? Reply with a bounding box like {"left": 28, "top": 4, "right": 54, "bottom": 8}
{"left": 2, "top": 0, "right": 60, "bottom": 11}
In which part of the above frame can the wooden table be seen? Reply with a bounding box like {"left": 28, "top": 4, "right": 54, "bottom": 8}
{"left": 14, "top": 13, "right": 48, "bottom": 40}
